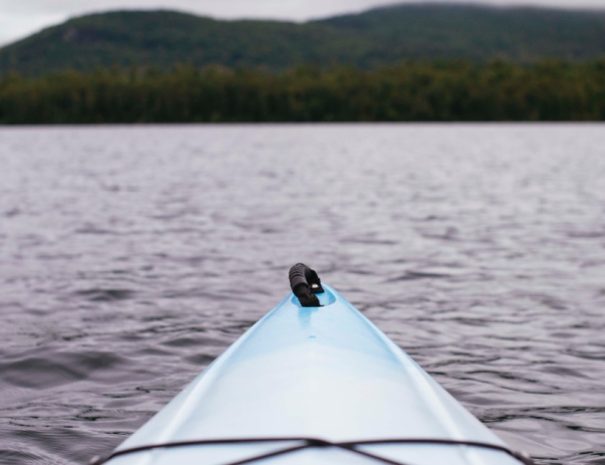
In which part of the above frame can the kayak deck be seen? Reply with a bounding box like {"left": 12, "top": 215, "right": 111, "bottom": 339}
{"left": 105, "top": 286, "right": 524, "bottom": 465}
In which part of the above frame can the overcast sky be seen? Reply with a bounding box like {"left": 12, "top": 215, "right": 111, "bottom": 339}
{"left": 1, "top": 0, "right": 604, "bottom": 46}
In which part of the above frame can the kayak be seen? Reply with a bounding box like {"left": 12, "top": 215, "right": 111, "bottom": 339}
{"left": 92, "top": 265, "right": 532, "bottom": 465}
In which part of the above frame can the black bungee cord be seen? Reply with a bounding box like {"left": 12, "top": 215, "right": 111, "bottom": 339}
{"left": 90, "top": 436, "right": 536, "bottom": 465}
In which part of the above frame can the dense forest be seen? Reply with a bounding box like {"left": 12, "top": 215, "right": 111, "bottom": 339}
{"left": 1, "top": 61, "right": 604, "bottom": 123}
{"left": 2, "top": 5, "right": 605, "bottom": 75}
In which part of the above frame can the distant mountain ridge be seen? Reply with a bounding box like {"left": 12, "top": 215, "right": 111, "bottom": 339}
{"left": 2, "top": 3, "right": 605, "bottom": 75}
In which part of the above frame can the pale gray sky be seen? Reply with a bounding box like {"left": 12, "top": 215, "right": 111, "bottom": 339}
{"left": 1, "top": 0, "right": 604, "bottom": 46}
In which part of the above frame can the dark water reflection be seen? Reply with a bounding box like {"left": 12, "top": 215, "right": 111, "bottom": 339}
{"left": 0, "top": 124, "right": 604, "bottom": 465}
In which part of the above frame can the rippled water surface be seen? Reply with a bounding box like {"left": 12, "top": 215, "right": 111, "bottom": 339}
{"left": 0, "top": 124, "right": 604, "bottom": 465}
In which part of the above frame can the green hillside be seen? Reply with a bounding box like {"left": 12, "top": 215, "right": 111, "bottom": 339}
{"left": 320, "top": 4, "right": 605, "bottom": 64}
{"left": 1, "top": 4, "right": 605, "bottom": 75}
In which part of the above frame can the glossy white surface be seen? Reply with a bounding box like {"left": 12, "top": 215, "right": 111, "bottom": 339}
{"left": 108, "top": 286, "right": 522, "bottom": 465}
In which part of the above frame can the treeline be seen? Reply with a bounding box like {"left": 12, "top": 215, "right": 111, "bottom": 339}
{"left": 1, "top": 61, "right": 604, "bottom": 123}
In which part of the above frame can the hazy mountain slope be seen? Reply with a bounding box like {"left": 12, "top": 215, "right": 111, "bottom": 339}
{"left": 0, "top": 11, "right": 361, "bottom": 74}
{"left": 1, "top": 4, "right": 605, "bottom": 75}
{"left": 317, "top": 4, "right": 605, "bottom": 64}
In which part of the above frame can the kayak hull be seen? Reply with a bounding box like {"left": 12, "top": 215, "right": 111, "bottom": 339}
{"left": 106, "top": 286, "right": 522, "bottom": 465}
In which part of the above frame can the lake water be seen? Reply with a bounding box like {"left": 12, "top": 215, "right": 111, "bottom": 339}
{"left": 0, "top": 124, "right": 604, "bottom": 465}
